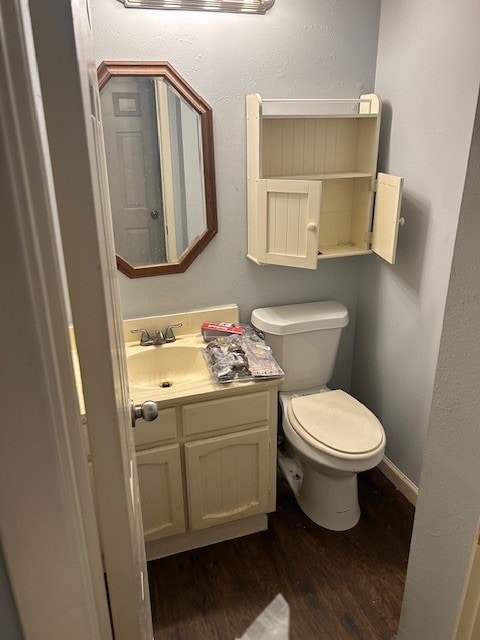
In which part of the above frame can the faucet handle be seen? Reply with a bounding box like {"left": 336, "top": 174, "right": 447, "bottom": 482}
{"left": 164, "top": 323, "right": 182, "bottom": 343}
{"left": 131, "top": 328, "right": 153, "bottom": 346}
{"left": 152, "top": 330, "right": 165, "bottom": 345}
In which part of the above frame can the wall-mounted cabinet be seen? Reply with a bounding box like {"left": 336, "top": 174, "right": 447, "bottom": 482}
{"left": 246, "top": 93, "right": 404, "bottom": 269}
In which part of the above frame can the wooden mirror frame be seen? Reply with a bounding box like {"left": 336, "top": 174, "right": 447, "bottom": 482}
{"left": 98, "top": 61, "right": 217, "bottom": 277}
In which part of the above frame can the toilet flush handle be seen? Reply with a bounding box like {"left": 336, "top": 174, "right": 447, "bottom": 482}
{"left": 306, "top": 223, "right": 317, "bottom": 231}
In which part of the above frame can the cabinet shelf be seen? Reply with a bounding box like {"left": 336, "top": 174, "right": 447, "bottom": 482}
{"left": 268, "top": 172, "right": 373, "bottom": 181}
{"left": 261, "top": 96, "right": 381, "bottom": 119}
{"left": 263, "top": 113, "right": 378, "bottom": 120}
{"left": 318, "top": 245, "right": 372, "bottom": 259}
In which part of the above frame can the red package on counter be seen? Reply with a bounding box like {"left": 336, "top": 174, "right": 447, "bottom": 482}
{"left": 201, "top": 322, "right": 246, "bottom": 342}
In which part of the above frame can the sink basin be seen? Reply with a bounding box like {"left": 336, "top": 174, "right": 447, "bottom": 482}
{"left": 127, "top": 345, "right": 208, "bottom": 389}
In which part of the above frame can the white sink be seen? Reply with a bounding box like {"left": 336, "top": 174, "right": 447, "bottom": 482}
{"left": 126, "top": 344, "right": 208, "bottom": 389}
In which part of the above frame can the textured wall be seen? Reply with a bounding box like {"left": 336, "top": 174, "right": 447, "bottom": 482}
{"left": 90, "top": 0, "right": 381, "bottom": 390}
{"left": 351, "top": 0, "right": 480, "bottom": 484}
{"left": 398, "top": 92, "right": 480, "bottom": 640}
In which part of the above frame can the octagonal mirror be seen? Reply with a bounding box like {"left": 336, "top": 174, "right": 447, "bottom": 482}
{"left": 98, "top": 61, "right": 217, "bottom": 277}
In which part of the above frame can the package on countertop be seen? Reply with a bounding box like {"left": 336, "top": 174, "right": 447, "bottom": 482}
{"left": 201, "top": 321, "right": 246, "bottom": 342}
{"left": 203, "top": 325, "right": 284, "bottom": 383}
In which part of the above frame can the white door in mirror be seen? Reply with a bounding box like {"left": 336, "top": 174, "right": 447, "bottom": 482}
{"left": 101, "top": 77, "right": 167, "bottom": 265}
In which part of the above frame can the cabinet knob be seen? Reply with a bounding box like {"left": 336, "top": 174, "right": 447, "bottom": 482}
{"left": 306, "top": 223, "right": 317, "bottom": 231}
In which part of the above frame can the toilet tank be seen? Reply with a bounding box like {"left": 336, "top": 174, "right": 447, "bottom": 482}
{"left": 251, "top": 301, "right": 348, "bottom": 392}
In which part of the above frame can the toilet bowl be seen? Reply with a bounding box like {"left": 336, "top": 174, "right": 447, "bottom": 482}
{"left": 279, "top": 390, "right": 385, "bottom": 531}
{"left": 251, "top": 300, "right": 386, "bottom": 531}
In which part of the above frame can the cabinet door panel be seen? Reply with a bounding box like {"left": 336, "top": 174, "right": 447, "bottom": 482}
{"left": 372, "top": 172, "right": 404, "bottom": 264}
{"left": 136, "top": 444, "right": 185, "bottom": 542}
{"left": 134, "top": 407, "right": 177, "bottom": 447}
{"left": 257, "top": 179, "right": 321, "bottom": 269}
{"left": 185, "top": 427, "right": 270, "bottom": 531}
{"left": 182, "top": 391, "right": 269, "bottom": 437}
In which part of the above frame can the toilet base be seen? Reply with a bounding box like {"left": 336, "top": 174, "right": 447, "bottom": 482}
{"left": 278, "top": 451, "right": 361, "bottom": 531}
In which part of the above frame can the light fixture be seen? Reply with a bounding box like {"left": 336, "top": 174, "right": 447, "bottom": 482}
{"left": 117, "top": 0, "right": 275, "bottom": 13}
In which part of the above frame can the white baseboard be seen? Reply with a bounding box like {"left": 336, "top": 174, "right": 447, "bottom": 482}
{"left": 378, "top": 456, "right": 418, "bottom": 507}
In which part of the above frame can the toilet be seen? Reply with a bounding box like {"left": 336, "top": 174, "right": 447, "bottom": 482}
{"left": 251, "top": 300, "right": 385, "bottom": 531}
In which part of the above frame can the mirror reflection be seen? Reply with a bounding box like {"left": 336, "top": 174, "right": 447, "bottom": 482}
{"left": 98, "top": 63, "right": 217, "bottom": 277}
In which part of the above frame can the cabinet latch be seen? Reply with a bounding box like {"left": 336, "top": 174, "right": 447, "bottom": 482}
{"left": 369, "top": 177, "right": 377, "bottom": 192}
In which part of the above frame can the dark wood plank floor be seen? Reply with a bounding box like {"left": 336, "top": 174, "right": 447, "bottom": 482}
{"left": 148, "top": 468, "right": 414, "bottom": 640}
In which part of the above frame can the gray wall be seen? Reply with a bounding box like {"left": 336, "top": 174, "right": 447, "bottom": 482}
{"left": 398, "top": 91, "right": 480, "bottom": 640}
{"left": 351, "top": 0, "right": 480, "bottom": 484}
{"left": 91, "top": 0, "right": 381, "bottom": 390}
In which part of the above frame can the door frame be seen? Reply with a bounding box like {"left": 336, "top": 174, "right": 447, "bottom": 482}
{"left": 0, "top": 0, "right": 153, "bottom": 639}
{"left": 27, "top": 0, "right": 153, "bottom": 638}
{"left": 155, "top": 77, "right": 179, "bottom": 262}
{"left": 455, "top": 532, "right": 480, "bottom": 640}
{"left": 0, "top": 0, "right": 112, "bottom": 638}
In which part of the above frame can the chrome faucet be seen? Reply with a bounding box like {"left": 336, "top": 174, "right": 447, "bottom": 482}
{"left": 131, "top": 323, "right": 182, "bottom": 346}
{"left": 130, "top": 328, "right": 163, "bottom": 346}
{"left": 163, "top": 323, "right": 182, "bottom": 343}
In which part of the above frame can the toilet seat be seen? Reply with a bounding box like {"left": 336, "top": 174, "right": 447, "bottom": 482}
{"left": 287, "top": 390, "right": 384, "bottom": 456}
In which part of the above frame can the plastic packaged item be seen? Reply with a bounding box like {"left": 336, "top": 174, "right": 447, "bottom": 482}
{"left": 203, "top": 326, "right": 284, "bottom": 384}
{"left": 201, "top": 322, "right": 246, "bottom": 342}
{"left": 236, "top": 594, "right": 290, "bottom": 640}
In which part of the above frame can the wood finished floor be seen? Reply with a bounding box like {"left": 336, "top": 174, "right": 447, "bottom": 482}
{"left": 148, "top": 468, "right": 414, "bottom": 640}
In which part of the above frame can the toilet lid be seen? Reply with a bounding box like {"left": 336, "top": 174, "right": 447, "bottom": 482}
{"left": 289, "top": 390, "right": 384, "bottom": 455}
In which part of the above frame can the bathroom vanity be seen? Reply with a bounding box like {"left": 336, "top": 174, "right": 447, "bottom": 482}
{"left": 133, "top": 374, "right": 278, "bottom": 560}
{"left": 75, "top": 305, "right": 280, "bottom": 560}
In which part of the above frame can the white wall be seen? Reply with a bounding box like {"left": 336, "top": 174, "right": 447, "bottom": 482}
{"left": 90, "top": 0, "right": 381, "bottom": 390}
{"left": 352, "top": 0, "right": 480, "bottom": 484}
{"left": 397, "top": 91, "right": 480, "bottom": 640}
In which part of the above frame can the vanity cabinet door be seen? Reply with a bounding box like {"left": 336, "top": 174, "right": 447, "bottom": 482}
{"left": 185, "top": 427, "right": 270, "bottom": 531}
{"left": 136, "top": 444, "right": 185, "bottom": 542}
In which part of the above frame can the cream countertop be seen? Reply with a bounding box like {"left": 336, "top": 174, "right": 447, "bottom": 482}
{"left": 72, "top": 333, "right": 279, "bottom": 420}
{"left": 70, "top": 304, "right": 281, "bottom": 420}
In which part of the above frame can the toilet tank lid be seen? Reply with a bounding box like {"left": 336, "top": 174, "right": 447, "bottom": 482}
{"left": 251, "top": 301, "right": 348, "bottom": 335}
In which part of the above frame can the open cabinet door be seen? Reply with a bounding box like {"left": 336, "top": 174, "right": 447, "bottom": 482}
{"left": 372, "top": 172, "right": 404, "bottom": 264}
{"left": 28, "top": 2, "right": 153, "bottom": 640}
{"left": 257, "top": 179, "right": 322, "bottom": 269}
